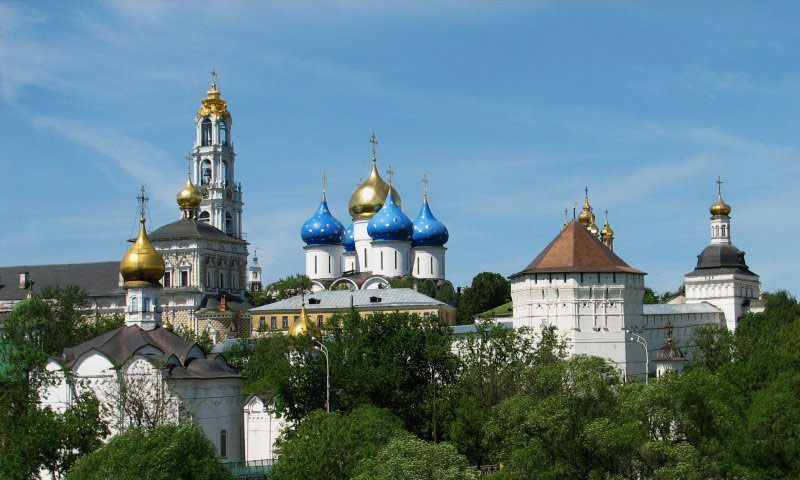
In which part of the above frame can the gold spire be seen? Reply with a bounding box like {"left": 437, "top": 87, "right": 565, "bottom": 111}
{"left": 578, "top": 186, "right": 593, "bottom": 226}
{"left": 177, "top": 155, "right": 203, "bottom": 209}
{"left": 709, "top": 176, "right": 731, "bottom": 216}
{"left": 121, "top": 188, "right": 165, "bottom": 288}
{"left": 198, "top": 69, "right": 229, "bottom": 118}
{"left": 348, "top": 132, "right": 401, "bottom": 218}
{"left": 289, "top": 303, "right": 318, "bottom": 337}
{"left": 601, "top": 209, "right": 614, "bottom": 239}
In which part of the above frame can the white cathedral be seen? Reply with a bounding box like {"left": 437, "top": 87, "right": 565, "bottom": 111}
{"left": 506, "top": 183, "right": 761, "bottom": 381}
{"left": 300, "top": 134, "right": 451, "bottom": 292}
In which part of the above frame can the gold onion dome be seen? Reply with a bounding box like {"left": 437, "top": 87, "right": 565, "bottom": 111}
{"left": 348, "top": 159, "right": 401, "bottom": 219}
{"left": 177, "top": 179, "right": 203, "bottom": 209}
{"left": 198, "top": 80, "right": 229, "bottom": 118}
{"left": 709, "top": 194, "right": 731, "bottom": 217}
{"left": 578, "top": 188, "right": 593, "bottom": 226}
{"left": 601, "top": 219, "right": 614, "bottom": 239}
{"left": 120, "top": 218, "right": 166, "bottom": 288}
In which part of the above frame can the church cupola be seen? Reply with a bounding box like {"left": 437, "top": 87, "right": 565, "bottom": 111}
{"left": 348, "top": 132, "right": 401, "bottom": 219}
{"left": 302, "top": 176, "right": 345, "bottom": 281}
{"left": 121, "top": 187, "right": 165, "bottom": 330}
{"left": 709, "top": 177, "right": 732, "bottom": 245}
{"left": 177, "top": 156, "right": 203, "bottom": 220}
{"left": 411, "top": 176, "right": 448, "bottom": 280}
{"left": 368, "top": 184, "right": 412, "bottom": 242}
{"left": 368, "top": 167, "right": 413, "bottom": 277}
{"left": 600, "top": 210, "right": 615, "bottom": 251}
{"left": 578, "top": 186, "right": 593, "bottom": 227}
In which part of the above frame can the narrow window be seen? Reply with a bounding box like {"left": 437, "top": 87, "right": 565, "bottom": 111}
{"left": 317, "top": 315, "right": 323, "bottom": 327}
{"left": 364, "top": 248, "right": 368, "bottom": 269}
{"left": 314, "top": 256, "right": 318, "bottom": 274}
{"left": 259, "top": 317, "right": 266, "bottom": 329}
{"left": 394, "top": 251, "right": 398, "bottom": 269}
{"left": 416, "top": 257, "right": 420, "bottom": 274}
{"left": 201, "top": 118, "right": 212, "bottom": 146}
{"left": 271, "top": 316, "right": 277, "bottom": 329}
{"left": 430, "top": 257, "right": 433, "bottom": 274}
{"left": 282, "top": 316, "right": 288, "bottom": 328}
{"left": 380, "top": 251, "right": 384, "bottom": 270}
{"left": 219, "top": 273, "right": 225, "bottom": 289}
{"left": 130, "top": 297, "right": 138, "bottom": 312}
{"left": 163, "top": 272, "right": 171, "bottom": 288}
{"left": 220, "top": 121, "right": 228, "bottom": 146}
{"left": 143, "top": 297, "right": 150, "bottom": 312}
{"left": 220, "top": 430, "right": 227, "bottom": 458}
{"left": 181, "top": 270, "right": 189, "bottom": 287}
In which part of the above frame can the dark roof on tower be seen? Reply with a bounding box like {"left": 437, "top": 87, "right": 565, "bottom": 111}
{"left": 685, "top": 243, "right": 758, "bottom": 278}
{"left": 149, "top": 219, "right": 244, "bottom": 243}
{"left": 0, "top": 262, "right": 123, "bottom": 302}
{"left": 511, "top": 221, "right": 645, "bottom": 277}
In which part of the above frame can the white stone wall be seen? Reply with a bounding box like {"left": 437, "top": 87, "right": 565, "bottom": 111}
{"left": 370, "top": 241, "right": 411, "bottom": 278}
{"left": 352, "top": 219, "right": 371, "bottom": 273}
{"left": 685, "top": 272, "right": 760, "bottom": 330}
{"left": 305, "top": 244, "right": 344, "bottom": 280}
{"left": 411, "top": 247, "right": 446, "bottom": 280}
{"left": 243, "top": 396, "right": 285, "bottom": 461}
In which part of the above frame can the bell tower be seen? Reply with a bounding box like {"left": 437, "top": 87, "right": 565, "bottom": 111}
{"left": 192, "top": 70, "right": 244, "bottom": 239}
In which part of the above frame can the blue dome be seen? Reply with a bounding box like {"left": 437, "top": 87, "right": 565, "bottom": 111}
{"left": 301, "top": 199, "right": 345, "bottom": 245}
{"left": 367, "top": 191, "right": 413, "bottom": 242}
{"left": 412, "top": 197, "right": 449, "bottom": 247}
{"left": 342, "top": 224, "right": 355, "bottom": 252}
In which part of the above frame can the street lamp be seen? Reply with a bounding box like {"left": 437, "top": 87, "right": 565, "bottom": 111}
{"left": 311, "top": 336, "right": 330, "bottom": 413}
{"left": 625, "top": 330, "right": 649, "bottom": 384}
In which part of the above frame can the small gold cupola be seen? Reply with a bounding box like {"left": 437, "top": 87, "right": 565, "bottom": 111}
{"left": 177, "top": 155, "right": 203, "bottom": 213}
{"left": 601, "top": 210, "right": 614, "bottom": 240}
{"left": 120, "top": 188, "right": 166, "bottom": 288}
{"left": 578, "top": 186, "right": 593, "bottom": 226}
{"left": 348, "top": 132, "right": 401, "bottom": 218}
{"left": 289, "top": 303, "right": 319, "bottom": 337}
{"left": 709, "top": 176, "right": 731, "bottom": 217}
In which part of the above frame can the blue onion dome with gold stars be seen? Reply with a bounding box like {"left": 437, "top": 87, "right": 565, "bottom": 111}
{"left": 301, "top": 193, "right": 345, "bottom": 246}
{"left": 412, "top": 194, "right": 449, "bottom": 247}
{"left": 342, "top": 224, "right": 355, "bottom": 252}
{"left": 367, "top": 190, "right": 413, "bottom": 242}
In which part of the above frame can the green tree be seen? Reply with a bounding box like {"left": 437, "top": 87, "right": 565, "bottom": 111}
{"left": 353, "top": 434, "right": 479, "bottom": 480}
{"left": 270, "top": 406, "right": 403, "bottom": 480}
{"left": 66, "top": 423, "right": 231, "bottom": 480}
{"left": 457, "top": 272, "right": 510, "bottom": 324}
{"left": 249, "top": 274, "right": 313, "bottom": 306}
{"left": 170, "top": 324, "right": 214, "bottom": 353}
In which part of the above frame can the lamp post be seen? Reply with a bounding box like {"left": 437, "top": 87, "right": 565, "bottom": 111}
{"left": 625, "top": 330, "right": 649, "bottom": 384}
{"left": 311, "top": 336, "right": 330, "bottom": 413}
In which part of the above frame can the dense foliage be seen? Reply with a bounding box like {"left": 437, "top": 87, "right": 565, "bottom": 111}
{"left": 0, "top": 288, "right": 115, "bottom": 479}
{"left": 249, "top": 274, "right": 312, "bottom": 307}
{"left": 66, "top": 423, "right": 233, "bottom": 480}
{"left": 457, "top": 272, "right": 511, "bottom": 323}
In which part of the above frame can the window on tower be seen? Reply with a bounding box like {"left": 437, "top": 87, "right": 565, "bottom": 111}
{"left": 225, "top": 212, "right": 234, "bottom": 235}
{"left": 220, "top": 121, "right": 228, "bottom": 146}
{"left": 198, "top": 211, "right": 210, "bottom": 224}
{"left": 201, "top": 160, "right": 212, "bottom": 185}
{"left": 201, "top": 117, "right": 212, "bottom": 146}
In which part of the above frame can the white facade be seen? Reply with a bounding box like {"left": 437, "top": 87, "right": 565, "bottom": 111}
{"left": 243, "top": 395, "right": 286, "bottom": 462}
{"left": 411, "top": 246, "right": 446, "bottom": 280}
{"left": 124, "top": 285, "right": 162, "bottom": 331}
{"left": 684, "top": 272, "right": 760, "bottom": 331}
{"left": 370, "top": 241, "right": 411, "bottom": 278}
{"left": 352, "top": 219, "right": 371, "bottom": 273}
{"left": 305, "top": 244, "right": 345, "bottom": 281}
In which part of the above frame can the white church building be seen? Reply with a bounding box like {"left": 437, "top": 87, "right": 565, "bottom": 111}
{"left": 509, "top": 184, "right": 760, "bottom": 381}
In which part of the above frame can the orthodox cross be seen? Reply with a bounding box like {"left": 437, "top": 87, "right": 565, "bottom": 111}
{"left": 422, "top": 174, "right": 429, "bottom": 198}
{"left": 370, "top": 131, "right": 378, "bottom": 161}
{"left": 605, "top": 209, "right": 609, "bottom": 222}
{"left": 253, "top": 247, "right": 259, "bottom": 261}
{"left": 322, "top": 172, "right": 328, "bottom": 199}
{"left": 665, "top": 320, "right": 674, "bottom": 345}
{"left": 716, "top": 176, "right": 723, "bottom": 195}
{"left": 386, "top": 165, "right": 394, "bottom": 185}
{"left": 210, "top": 69, "right": 218, "bottom": 87}
{"left": 185, "top": 154, "right": 192, "bottom": 178}
{"left": 136, "top": 186, "right": 149, "bottom": 221}
{"left": 584, "top": 186, "right": 589, "bottom": 201}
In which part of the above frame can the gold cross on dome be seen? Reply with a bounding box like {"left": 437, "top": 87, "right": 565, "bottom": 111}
{"left": 386, "top": 165, "right": 394, "bottom": 185}
{"left": 716, "top": 176, "right": 723, "bottom": 195}
{"left": 136, "top": 186, "right": 149, "bottom": 220}
{"left": 370, "top": 131, "right": 378, "bottom": 160}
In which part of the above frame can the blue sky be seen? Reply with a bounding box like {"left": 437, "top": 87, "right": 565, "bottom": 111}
{"left": 1, "top": 1, "right": 798, "bottom": 295}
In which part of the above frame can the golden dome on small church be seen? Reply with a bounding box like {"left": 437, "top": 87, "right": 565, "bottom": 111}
{"left": 578, "top": 187, "right": 593, "bottom": 226}
{"left": 348, "top": 133, "right": 401, "bottom": 218}
{"left": 120, "top": 217, "right": 165, "bottom": 288}
{"left": 709, "top": 194, "right": 731, "bottom": 217}
{"left": 177, "top": 179, "right": 203, "bottom": 209}
{"left": 601, "top": 216, "right": 614, "bottom": 239}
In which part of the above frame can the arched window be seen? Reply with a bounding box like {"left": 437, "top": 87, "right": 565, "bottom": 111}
{"left": 130, "top": 297, "right": 138, "bottom": 312}
{"left": 143, "top": 297, "right": 150, "bottom": 312}
{"left": 225, "top": 212, "right": 233, "bottom": 235}
{"left": 220, "top": 430, "right": 227, "bottom": 458}
{"left": 201, "top": 117, "right": 212, "bottom": 146}
{"left": 220, "top": 121, "right": 228, "bottom": 146}
{"left": 198, "top": 211, "right": 210, "bottom": 224}
{"left": 721, "top": 225, "right": 727, "bottom": 237}
{"left": 221, "top": 161, "right": 228, "bottom": 186}
{"left": 201, "top": 160, "right": 212, "bottom": 185}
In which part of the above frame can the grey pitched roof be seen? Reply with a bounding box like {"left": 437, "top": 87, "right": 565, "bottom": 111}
{"left": 149, "top": 219, "right": 244, "bottom": 243}
{"left": 53, "top": 325, "right": 238, "bottom": 379}
{"left": 0, "top": 262, "right": 123, "bottom": 302}
{"left": 452, "top": 321, "right": 513, "bottom": 335}
{"left": 250, "top": 288, "right": 450, "bottom": 313}
{"left": 643, "top": 303, "right": 722, "bottom": 315}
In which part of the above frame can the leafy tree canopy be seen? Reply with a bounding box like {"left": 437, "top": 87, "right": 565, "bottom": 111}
{"left": 458, "top": 272, "right": 510, "bottom": 324}
{"left": 249, "top": 274, "right": 312, "bottom": 307}
{"left": 66, "top": 423, "right": 232, "bottom": 480}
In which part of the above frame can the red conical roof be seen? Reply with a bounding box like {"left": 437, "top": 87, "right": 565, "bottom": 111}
{"left": 512, "top": 221, "right": 645, "bottom": 276}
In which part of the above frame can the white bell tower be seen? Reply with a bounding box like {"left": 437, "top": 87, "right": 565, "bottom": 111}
{"left": 192, "top": 70, "right": 244, "bottom": 239}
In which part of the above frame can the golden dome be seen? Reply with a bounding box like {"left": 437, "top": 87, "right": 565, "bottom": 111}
{"left": 348, "top": 159, "right": 401, "bottom": 218}
{"left": 198, "top": 81, "right": 229, "bottom": 119}
{"left": 120, "top": 218, "right": 166, "bottom": 288}
{"left": 578, "top": 187, "right": 593, "bottom": 226}
{"left": 177, "top": 179, "right": 203, "bottom": 209}
{"left": 709, "top": 194, "right": 731, "bottom": 217}
{"left": 289, "top": 304, "right": 318, "bottom": 337}
{"left": 601, "top": 221, "right": 614, "bottom": 239}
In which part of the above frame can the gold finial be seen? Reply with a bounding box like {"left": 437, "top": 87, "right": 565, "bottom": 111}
{"left": 386, "top": 165, "right": 394, "bottom": 186}
{"left": 370, "top": 131, "right": 378, "bottom": 162}
{"left": 210, "top": 68, "right": 218, "bottom": 89}
{"left": 422, "top": 174, "right": 429, "bottom": 202}
{"left": 578, "top": 187, "right": 593, "bottom": 226}
{"left": 710, "top": 176, "right": 732, "bottom": 216}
